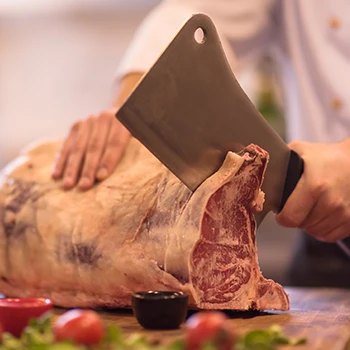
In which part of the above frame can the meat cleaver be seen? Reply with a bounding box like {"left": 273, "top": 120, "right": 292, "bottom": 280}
{"left": 115, "top": 13, "right": 350, "bottom": 258}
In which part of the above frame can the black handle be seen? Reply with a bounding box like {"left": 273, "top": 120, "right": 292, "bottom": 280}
{"left": 279, "top": 150, "right": 304, "bottom": 212}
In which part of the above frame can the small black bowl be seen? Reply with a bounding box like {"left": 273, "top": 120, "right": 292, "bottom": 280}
{"left": 132, "top": 291, "right": 188, "bottom": 330}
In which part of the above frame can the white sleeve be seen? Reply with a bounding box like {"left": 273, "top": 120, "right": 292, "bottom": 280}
{"left": 116, "top": 0, "right": 277, "bottom": 81}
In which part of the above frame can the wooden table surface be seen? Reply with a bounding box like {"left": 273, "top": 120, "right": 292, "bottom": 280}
{"left": 54, "top": 287, "right": 350, "bottom": 350}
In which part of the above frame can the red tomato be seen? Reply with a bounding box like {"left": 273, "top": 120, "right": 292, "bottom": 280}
{"left": 54, "top": 309, "right": 104, "bottom": 346}
{"left": 185, "top": 311, "right": 236, "bottom": 350}
{"left": 0, "top": 322, "right": 3, "bottom": 342}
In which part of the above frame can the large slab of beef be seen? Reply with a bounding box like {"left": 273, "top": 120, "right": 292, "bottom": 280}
{"left": 0, "top": 138, "right": 289, "bottom": 311}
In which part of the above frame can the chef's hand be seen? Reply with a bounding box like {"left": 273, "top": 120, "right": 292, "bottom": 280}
{"left": 276, "top": 139, "right": 350, "bottom": 242}
{"left": 51, "top": 73, "right": 143, "bottom": 191}
{"left": 51, "top": 108, "right": 131, "bottom": 191}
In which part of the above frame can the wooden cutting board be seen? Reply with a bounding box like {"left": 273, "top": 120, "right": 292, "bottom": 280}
{"left": 54, "top": 287, "right": 350, "bottom": 350}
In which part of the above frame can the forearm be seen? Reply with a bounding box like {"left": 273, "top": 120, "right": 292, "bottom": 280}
{"left": 112, "top": 72, "right": 144, "bottom": 108}
{"left": 341, "top": 137, "right": 350, "bottom": 149}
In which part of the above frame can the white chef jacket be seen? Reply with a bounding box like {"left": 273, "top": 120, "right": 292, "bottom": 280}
{"left": 116, "top": 0, "right": 350, "bottom": 144}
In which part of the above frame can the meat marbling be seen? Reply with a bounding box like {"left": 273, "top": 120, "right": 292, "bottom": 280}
{"left": 0, "top": 138, "right": 289, "bottom": 311}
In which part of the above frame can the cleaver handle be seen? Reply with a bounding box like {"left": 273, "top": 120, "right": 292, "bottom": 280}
{"left": 280, "top": 150, "right": 304, "bottom": 212}
{"left": 280, "top": 150, "right": 350, "bottom": 259}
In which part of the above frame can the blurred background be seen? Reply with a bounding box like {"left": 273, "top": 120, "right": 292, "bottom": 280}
{"left": 0, "top": 0, "right": 297, "bottom": 285}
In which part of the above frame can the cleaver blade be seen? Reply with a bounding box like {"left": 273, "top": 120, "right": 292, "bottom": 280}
{"left": 116, "top": 13, "right": 302, "bottom": 222}
{"left": 115, "top": 13, "right": 350, "bottom": 258}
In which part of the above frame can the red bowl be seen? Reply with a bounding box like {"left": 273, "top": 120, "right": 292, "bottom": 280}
{"left": 0, "top": 298, "right": 53, "bottom": 337}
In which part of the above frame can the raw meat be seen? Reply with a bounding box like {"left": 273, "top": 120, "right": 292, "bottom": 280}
{"left": 0, "top": 138, "right": 289, "bottom": 311}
